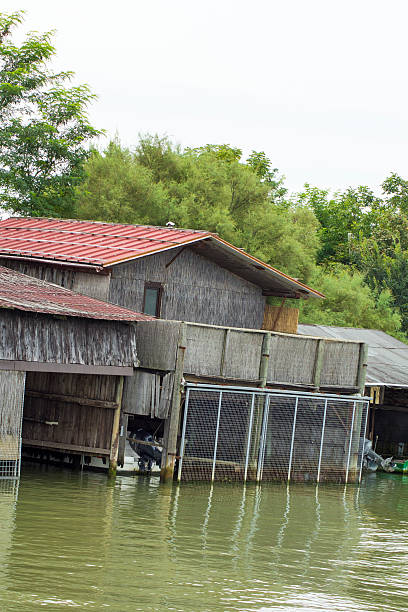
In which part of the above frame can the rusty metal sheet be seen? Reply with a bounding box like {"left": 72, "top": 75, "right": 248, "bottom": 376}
{"left": 0, "top": 266, "right": 154, "bottom": 321}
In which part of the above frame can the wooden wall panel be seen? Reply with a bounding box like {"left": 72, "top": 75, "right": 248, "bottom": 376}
{"left": 22, "top": 372, "right": 117, "bottom": 454}
{"left": 109, "top": 247, "right": 266, "bottom": 329}
{"left": 0, "top": 310, "right": 138, "bottom": 368}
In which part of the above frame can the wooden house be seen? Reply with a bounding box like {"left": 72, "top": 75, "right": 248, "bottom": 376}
{"left": 0, "top": 220, "right": 371, "bottom": 483}
{"left": 0, "top": 217, "right": 323, "bottom": 329}
{"left": 0, "top": 266, "right": 153, "bottom": 477}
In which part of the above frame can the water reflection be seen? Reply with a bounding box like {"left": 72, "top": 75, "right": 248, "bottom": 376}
{"left": 0, "top": 466, "right": 407, "bottom": 611}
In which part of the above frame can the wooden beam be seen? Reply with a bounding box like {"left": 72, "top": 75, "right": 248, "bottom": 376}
{"left": 219, "top": 328, "right": 231, "bottom": 377}
{"left": 25, "top": 390, "right": 119, "bottom": 409}
{"left": 109, "top": 376, "right": 124, "bottom": 477}
{"left": 259, "top": 332, "right": 271, "bottom": 387}
{"left": 0, "top": 360, "right": 134, "bottom": 376}
{"left": 165, "top": 246, "right": 187, "bottom": 268}
{"left": 357, "top": 343, "right": 368, "bottom": 395}
{"left": 312, "top": 339, "right": 326, "bottom": 390}
{"left": 22, "top": 439, "right": 110, "bottom": 456}
{"left": 118, "top": 412, "right": 128, "bottom": 467}
{"left": 161, "top": 322, "right": 186, "bottom": 483}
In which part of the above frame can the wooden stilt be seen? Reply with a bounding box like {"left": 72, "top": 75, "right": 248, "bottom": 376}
{"left": 161, "top": 323, "right": 187, "bottom": 483}
{"left": 109, "top": 376, "right": 124, "bottom": 478}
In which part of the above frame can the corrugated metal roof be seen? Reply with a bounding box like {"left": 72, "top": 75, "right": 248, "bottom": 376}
{"left": 0, "top": 266, "right": 154, "bottom": 321}
{"left": 0, "top": 217, "right": 324, "bottom": 299}
{"left": 0, "top": 217, "right": 210, "bottom": 266}
{"left": 298, "top": 324, "right": 408, "bottom": 387}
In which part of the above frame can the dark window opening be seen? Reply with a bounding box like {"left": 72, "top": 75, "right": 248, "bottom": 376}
{"left": 143, "top": 282, "right": 163, "bottom": 317}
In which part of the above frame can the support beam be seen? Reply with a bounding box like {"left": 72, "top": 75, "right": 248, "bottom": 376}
{"left": 259, "top": 332, "right": 271, "bottom": 387}
{"left": 25, "top": 390, "right": 118, "bottom": 409}
{"left": 357, "top": 343, "right": 368, "bottom": 395}
{"left": 161, "top": 322, "right": 187, "bottom": 483}
{"left": 118, "top": 413, "right": 128, "bottom": 467}
{"left": 109, "top": 376, "right": 124, "bottom": 477}
{"left": 219, "top": 328, "right": 231, "bottom": 378}
{"left": 313, "top": 339, "right": 325, "bottom": 390}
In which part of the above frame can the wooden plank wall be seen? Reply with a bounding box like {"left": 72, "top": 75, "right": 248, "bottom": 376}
{"left": 135, "top": 320, "right": 364, "bottom": 391}
{"left": 0, "top": 259, "right": 111, "bottom": 301}
{"left": 262, "top": 305, "right": 299, "bottom": 334}
{"left": 23, "top": 372, "right": 117, "bottom": 455}
{"left": 0, "top": 310, "right": 138, "bottom": 368}
{"left": 109, "top": 247, "right": 266, "bottom": 329}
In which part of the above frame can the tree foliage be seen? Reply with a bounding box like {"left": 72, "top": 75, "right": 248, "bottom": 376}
{"left": 0, "top": 5, "right": 405, "bottom": 342}
{"left": 74, "top": 137, "right": 318, "bottom": 282}
{"left": 0, "top": 10, "right": 101, "bottom": 216}
{"left": 298, "top": 266, "right": 403, "bottom": 338}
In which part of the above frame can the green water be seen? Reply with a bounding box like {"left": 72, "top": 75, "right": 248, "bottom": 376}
{"left": 1, "top": 466, "right": 408, "bottom": 611}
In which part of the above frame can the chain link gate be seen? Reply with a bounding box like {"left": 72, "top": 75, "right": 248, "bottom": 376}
{"left": 178, "top": 384, "right": 369, "bottom": 484}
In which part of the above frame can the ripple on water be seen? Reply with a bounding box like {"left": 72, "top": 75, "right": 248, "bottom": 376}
{"left": 0, "top": 467, "right": 407, "bottom": 610}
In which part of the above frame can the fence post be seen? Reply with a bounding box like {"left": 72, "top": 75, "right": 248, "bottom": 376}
{"left": 161, "top": 322, "right": 187, "bottom": 483}
{"left": 287, "top": 397, "right": 298, "bottom": 482}
{"left": 313, "top": 340, "right": 325, "bottom": 390}
{"left": 177, "top": 387, "right": 190, "bottom": 482}
{"left": 357, "top": 343, "right": 368, "bottom": 395}
{"left": 359, "top": 402, "right": 369, "bottom": 484}
{"left": 244, "top": 394, "right": 256, "bottom": 482}
{"left": 317, "top": 398, "right": 328, "bottom": 483}
{"left": 211, "top": 392, "right": 223, "bottom": 481}
{"left": 345, "top": 401, "right": 356, "bottom": 484}
{"left": 259, "top": 332, "right": 271, "bottom": 387}
{"left": 220, "top": 329, "right": 231, "bottom": 378}
{"left": 256, "top": 394, "right": 270, "bottom": 482}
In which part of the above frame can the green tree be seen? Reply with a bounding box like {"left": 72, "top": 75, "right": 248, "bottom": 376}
{"left": 298, "top": 266, "right": 404, "bottom": 338}
{"left": 0, "top": 11, "right": 101, "bottom": 217}
{"left": 74, "top": 137, "right": 320, "bottom": 283}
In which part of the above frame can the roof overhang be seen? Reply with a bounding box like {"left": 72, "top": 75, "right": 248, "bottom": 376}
{"left": 191, "top": 236, "right": 324, "bottom": 299}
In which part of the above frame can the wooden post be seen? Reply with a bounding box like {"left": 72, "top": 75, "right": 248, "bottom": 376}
{"left": 220, "top": 328, "right": 231, "bottom": 378}
{"left": 161, "top": 322, "right": 187, "bottom": 483}
{"left": 117, "top": 411, "right": 128, "bottom": 467}
{"left": 109, "top": 376, "right": 124, "bottom": 478}
{"left": 259, "top": 332, "right": 271, "bottom": 387}
{"left": 357, "top": 342, "right": 368, "bottom": 396}
{"left": 313, "top": 339, "right": 325, "bottom": 390}
{"left": 247, "top": 332, "right": 271, "bottom": 479}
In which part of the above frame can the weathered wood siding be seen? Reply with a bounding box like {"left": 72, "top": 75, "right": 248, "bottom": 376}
{"left": 0, "top": 310, "right": 138, "bottom": 367}
{"left": 23, "top": 373, "right": 116, "bottom": 454}
{"left": 0, "top": 370, "right": 25, "bottom": 462}
{"left": 0, "top": 259, "right": 110, "bottom": 301}
{"left": 109, "top": 247, "right": 266, "bottom": 328}
{"left": 134, "top": 320, "right": 365, "bottom": 391}
{"left": 262, "top": 305, "right": 299, "bottom": 333}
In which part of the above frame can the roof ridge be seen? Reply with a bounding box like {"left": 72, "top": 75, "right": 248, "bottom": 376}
{"left": 4, "top": 216, "right": 210, "bottom": 235}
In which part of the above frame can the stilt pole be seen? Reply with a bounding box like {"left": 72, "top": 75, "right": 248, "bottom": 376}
{"left": 109, "top": 376, "right": 124, "bottom": 478}
{"left": 161, "top": 322, "right": 187, "bottom": 483}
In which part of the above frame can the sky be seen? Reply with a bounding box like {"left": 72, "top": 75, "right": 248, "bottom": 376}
{"left": 4, "top": 0, "right": 408, "bottom": 194}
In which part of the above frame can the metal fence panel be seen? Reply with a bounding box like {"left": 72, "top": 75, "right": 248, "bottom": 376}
{"left": 0, "top": 371, "right": 25, "bottom": 480}
{"left": 179, "top": 385, "right": 369, "bottom": 485}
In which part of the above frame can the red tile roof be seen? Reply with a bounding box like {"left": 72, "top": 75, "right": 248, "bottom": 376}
{"left": 0, "top": 266, "right": 154, "bottom": 321}
{"left": 0, "top": 217, "right": 324, "bottom": 299}
{"left": 0, "top": 217, "right": 209, "bottom": 267}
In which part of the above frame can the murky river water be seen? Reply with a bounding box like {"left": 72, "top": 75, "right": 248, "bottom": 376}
{"left": 1, "top": 465, "right": 408, "bottom": 611}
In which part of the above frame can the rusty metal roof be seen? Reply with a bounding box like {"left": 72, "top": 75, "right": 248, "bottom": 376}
{"left": 0, "top": 265, "right": 154, "bottom": 321}
{"left": 298, "top": 324, "right": 408, "bottom": 387}
{"left": 0, "top": 217, "right": 324, "bottom": 299}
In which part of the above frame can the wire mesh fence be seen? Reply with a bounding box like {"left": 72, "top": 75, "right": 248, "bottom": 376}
{"left": 178, "top": 385, "right": 369, "bottom": 484}
{"left": 0, "top": 371, "right": 25, "bottom": 480}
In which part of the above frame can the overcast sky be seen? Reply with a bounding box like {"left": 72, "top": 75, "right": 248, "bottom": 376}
{"left": 5, "top": 0, "right": 408, "bottom": 193}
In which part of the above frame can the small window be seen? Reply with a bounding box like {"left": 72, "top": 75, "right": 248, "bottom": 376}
{"left": 143, "top": 282, "right": 163, "bottom": 317}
